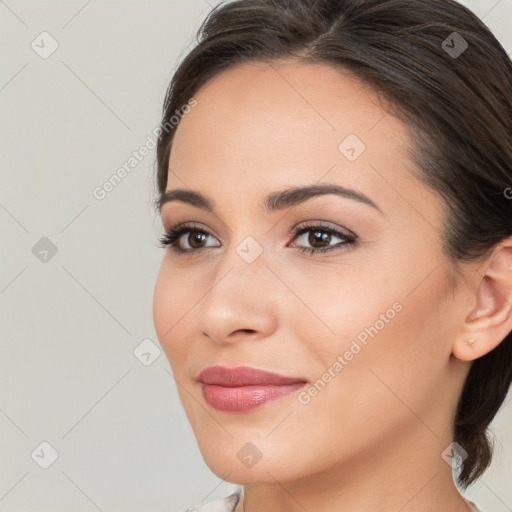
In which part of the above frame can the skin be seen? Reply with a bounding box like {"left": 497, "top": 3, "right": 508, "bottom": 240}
{"left": 153, "top": 60, "right": 512, "bottom": 512}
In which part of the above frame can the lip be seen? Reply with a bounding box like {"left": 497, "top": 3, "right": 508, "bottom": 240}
{"left": 197, "top": 365, "right": 308, "bottom": 412}
{"left": 197, "top": 365, "right": 307, "bottom": 386}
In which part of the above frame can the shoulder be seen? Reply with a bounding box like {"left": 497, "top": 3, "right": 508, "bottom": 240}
{"left": 179, "top": 486, "right": 244, "bottom": 512}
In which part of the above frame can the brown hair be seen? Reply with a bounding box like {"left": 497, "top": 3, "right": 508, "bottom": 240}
{"left": 154, "top": 0, "right": 512, "bottom": 488}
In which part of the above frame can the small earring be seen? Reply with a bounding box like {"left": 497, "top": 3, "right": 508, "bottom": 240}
{"left": 467, "top": 339, "right": 475, "bottom": 345}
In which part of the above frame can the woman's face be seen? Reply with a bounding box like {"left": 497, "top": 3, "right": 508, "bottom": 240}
{"left": 153, "top": 61, "right": 469, "bottom": 485}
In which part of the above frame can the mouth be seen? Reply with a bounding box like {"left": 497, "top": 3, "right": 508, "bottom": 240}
{"left": 197, "top": 365, "right": 308, "bottom": 412}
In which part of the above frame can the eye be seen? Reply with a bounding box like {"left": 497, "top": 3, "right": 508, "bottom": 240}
{"left": 288, "top": 222, "right": 357, "bottom": 254}
{"left": 158, "top": 223, "right": 220, "bottom": 254}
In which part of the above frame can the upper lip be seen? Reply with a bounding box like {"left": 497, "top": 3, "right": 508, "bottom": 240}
{"left": 197, "top": 365, "right": 308, "bottom": 387}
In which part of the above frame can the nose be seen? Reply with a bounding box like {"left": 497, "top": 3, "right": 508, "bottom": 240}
{"left": 195, "top": 243, "right": 279, "bottom": 345}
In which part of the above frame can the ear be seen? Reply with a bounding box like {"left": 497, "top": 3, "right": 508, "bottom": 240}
{"left": 452, "top": 237, "right": 512, "bottom": 362}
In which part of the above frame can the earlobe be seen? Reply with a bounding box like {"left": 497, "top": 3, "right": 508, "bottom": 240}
{"left": 453, "top": 337, "right": 483, "bottom": 362}
{"left": 452, "top": 239, "right": 512, "bottom": 362}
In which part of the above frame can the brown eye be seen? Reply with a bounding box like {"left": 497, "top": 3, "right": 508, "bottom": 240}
{"left": 290, "top": 223, "right": 357, "bottom": 255}
{"left": 158, "top": 224, "right": 221, "bottom": 254}
{"left": 307, "top": 229, "right": 332, "bottom": 249}
{"left": 186, "top": 231, "right": 209, "bottom": 249}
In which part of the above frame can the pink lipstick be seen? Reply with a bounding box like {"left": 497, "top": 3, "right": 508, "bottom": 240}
{"left": 197, "top": 365, "right": 307, "bottom": 412}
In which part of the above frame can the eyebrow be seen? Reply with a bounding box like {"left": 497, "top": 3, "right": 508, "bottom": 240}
{"left": 158, "top": 183, "right": 383, "bottom": 215}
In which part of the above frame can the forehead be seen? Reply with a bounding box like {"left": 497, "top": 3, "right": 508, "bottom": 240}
{"left": 166, "top": 60, "right": 428, "bottom": 220}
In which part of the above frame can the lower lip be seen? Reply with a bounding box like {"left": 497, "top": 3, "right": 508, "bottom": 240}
{"left": 201, "top": 382, "right": 307, "bottom": 412}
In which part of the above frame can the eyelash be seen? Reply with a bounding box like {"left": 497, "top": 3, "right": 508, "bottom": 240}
{"left": 158, "top": 222, "right": 357, "bottom": 256}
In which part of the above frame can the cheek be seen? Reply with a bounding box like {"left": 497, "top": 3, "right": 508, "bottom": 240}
{"left": 152, "top": 262, "right": 196, "bottom": 365}
{"left": 283, "top": 259, "right": 402, "bottom": 361}
{"left": 290, "top": 253, "right": 454, "bottom": 410}
{"left": 280, "top": 283, "right": 451, "bottom": 468}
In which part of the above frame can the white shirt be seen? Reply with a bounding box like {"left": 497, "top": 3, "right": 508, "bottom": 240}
{"left": 182, "top": 486, "right": 244, "bottom": 512}
{"left": 182, "top": 486, "right": 485, "bottom": 511}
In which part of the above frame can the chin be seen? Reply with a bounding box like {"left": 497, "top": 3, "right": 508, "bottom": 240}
{"left": 196, "top": 435, "right": 308, "bottom": 485}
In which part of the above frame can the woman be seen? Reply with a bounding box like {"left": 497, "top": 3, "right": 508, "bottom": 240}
{"left": 152, "top": 0, "right": 512, "bottom": 510}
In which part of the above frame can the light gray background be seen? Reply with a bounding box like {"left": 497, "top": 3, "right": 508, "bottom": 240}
{"left": 1, "top": 1, "right": 511, "bottom": 511}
